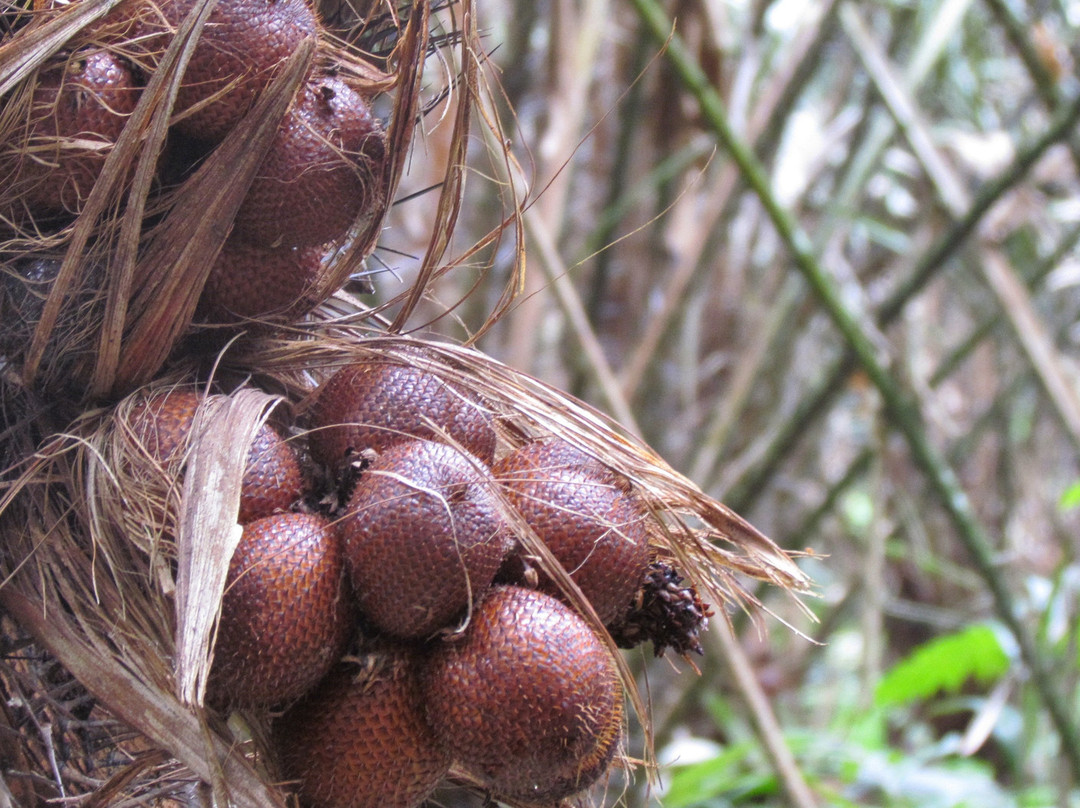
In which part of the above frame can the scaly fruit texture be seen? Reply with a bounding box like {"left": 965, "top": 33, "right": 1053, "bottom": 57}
{"left": 423, "top": 586, "right": 623, "bottom": 803}
{"left": 2, "top": 48, "right": 140, "bottom": 215}
{"left": 308, "top": 360, "right": 497, "bottom": 472}
{"left": 124, "top": 0, "right": 318, "bottom": 142}
{"left": 495, "top": 439, "right": 651, "bottom": 625}
{"left": 276, "top": 651, "right": 452, "bottom": 808}
{"left": 230, "top": 74, "right": 386, "bottom": 249}
{"left": 126, "top": 389, "right": 305, "bottom": 523}
{"left": 196, "top": 238, "right": 327, "bottom": 323}
{"left": 342, "top": 439, "right": 508, "bottom": 639}
{"left": 208, "top": 512, "right": 353, "bottom": 708}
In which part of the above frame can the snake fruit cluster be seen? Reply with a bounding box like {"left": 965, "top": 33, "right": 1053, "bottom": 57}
{"left": 1, "top": 0, "right": 387, "bottom": 329}
{"left": 109, "top": 359, "right": 707, "bottom": 805}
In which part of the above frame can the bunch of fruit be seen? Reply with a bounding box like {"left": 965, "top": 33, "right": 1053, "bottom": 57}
{"left": 0, "top": 0, "right": 389, "bottom": 352}
{"left": 114, "top": 355, "right": 710, "bottom": 808}
{"left": 0, "top": 5, "right": 806, "bottom": 807}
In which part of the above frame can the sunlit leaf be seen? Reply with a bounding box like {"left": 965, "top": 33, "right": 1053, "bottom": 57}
{"left": 875, "top": 624, "right": 1009, "bottom": 707}
{"left": 1059, "top": 482, "right": 1080, "bottom": 511}
{"left": 841, "top": 488, "right": 875, "bottom": 533}
{"left": 662, "top": 741, "right": 777, "bottom": 808}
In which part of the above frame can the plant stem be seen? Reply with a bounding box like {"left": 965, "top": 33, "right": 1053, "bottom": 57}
{"left": 629, "top": 0, "right": 1080, "bottom": 784}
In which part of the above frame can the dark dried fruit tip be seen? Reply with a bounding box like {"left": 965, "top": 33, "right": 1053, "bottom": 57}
{"left": 608, "top": 560, "right": 713, "bottom": 658}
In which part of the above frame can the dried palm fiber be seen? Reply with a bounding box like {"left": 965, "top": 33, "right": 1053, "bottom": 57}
{"left": 0, "top": 0, "right": 422, "bottom": 403}
{"left": 0, "top": 376, "right": 296, "bottom": 806}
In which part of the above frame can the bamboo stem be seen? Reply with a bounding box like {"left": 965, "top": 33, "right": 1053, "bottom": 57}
{"left": 629, "top": 0, "right": 1080, "bottom": 784}
{"left": 842, "top": 3, "right": 1080, "bottom": 452}
{"left": 713, "top": 618, "right": 820, "bottom": 808}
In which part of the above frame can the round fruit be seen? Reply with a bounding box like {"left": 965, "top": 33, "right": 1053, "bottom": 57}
{"left": 495, "top": 440, "right": 651, "bottom": 624}
{"left": 126, "top": 389, "right": 305, "bottom": 523}
{"left": 208, "top": 512, "right": 353, "bottom": 708}
{"left": 231, "top": 74, "right": 386, "bottom": 248}
{"left": 422, "top": 586, "right": 623, "bottom": 802}
{"left": 496, "top": 436, "right": 618, "bottom": 484}
{"left": 276, "top": 650, "right": 451, "bottom": 808}
{"left": 126, "top": 0, "right": 317, "bottom": 142}
{"left": 342, "top": 439, "right": 508, "bottom": 639}
{"left": 308, "top": 359, "right": 497, "bottom": 472}
{"left": 196, "top": 238, "right": 326, "bottom": 323}
{"left": 4, "top": 48, "right": 139, "bottom": 214}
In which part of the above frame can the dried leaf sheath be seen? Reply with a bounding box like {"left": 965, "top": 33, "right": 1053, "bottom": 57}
{"left": 173, "top": 389, "right": 286, "bottom": 707}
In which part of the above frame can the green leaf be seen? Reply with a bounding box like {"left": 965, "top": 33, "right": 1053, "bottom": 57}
{"left": 1059, "top": 482, "right": 1080, "bottom": 511}
{"left": 875, "top": 624, "right": 1009, "bottom": 707}
{"left": 841, "top": 488, "right": 875, "bottom": 533}
{"left": 662, "top": 741, "right": 776, "bottom": 808}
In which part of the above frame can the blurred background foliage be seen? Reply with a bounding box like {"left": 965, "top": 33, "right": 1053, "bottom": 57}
{"left": 377, "top": 0, "right": 1080, "bottom": 805}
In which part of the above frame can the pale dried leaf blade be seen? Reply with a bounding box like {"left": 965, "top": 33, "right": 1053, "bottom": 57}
{"left": 174, "top": 388, "right": 285, "bottom": 707}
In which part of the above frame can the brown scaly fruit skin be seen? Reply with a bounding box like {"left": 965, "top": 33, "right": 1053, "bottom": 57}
{"left": 2, "top": 48, "right": 139, "bottom": 215}
{"left": 422, "top": 586, "right": 623, "bottom": 803}
{"left": 196, "top": 238, "right": 326, "bottom": 323}
{"left": 231, "top": 74, "right": 386, "bottom": 248}
{"left": 494, "top": 439, "right": 651, "bottom": 625}
{"left": 342, "top": 439, "right": 508, "bottom": 639}
{"left": 208, "top": 512, "right": 353, "bottom": 708}
{"left": 276, "top": 651, "right": 451, "bottom": 808}
{"left": 524, "top": 690, "right": 623, "bottom": 805}
{"left": 127, "top": 389, "right": 305, "bottom": 523}
{"left": 308, "top": 359, "right": 497, "bottom": 472}
{"left": 123, "top": 0, "right": 317, "bottom": 142}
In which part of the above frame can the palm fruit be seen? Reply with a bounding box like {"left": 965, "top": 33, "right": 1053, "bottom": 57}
{"left": 276, "top": 650, "right": 452, "bottom": 808}
{"left": 196, "top": 238, "right": 326, "bottom": 323}
{"left": 124, "top": 0, "right": 318, "bottom": 142}
{"left": 341, "top": 439, "right": 508, "bottom": 639}
{"left": 308, "top": 359, "right": 497, "bottom": 473}
{"left": 207, "top": 512, "right": 353, "bottom": 708}
{"left": 423, "top": 586, "right": 623, "bottom": 802}
{"left": 126, "top": 389, "right": 305, "bottom": 523}
{"left": 2, "top": 47, "right": 139, "bottom": 215}
{"left": 231, "top": 74, "right": 386, "bottom": 248}
{"left": 494, "top": 438, "right": 651, "bottom": 624}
